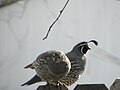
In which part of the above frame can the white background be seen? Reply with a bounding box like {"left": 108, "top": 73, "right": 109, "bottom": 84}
{"left": 0, "top": 0, "right": 120, "bottom": 90}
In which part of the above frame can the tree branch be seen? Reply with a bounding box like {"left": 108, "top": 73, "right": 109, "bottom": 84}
{"left": 43, "top": 0, "right": 70, "bottom": 40}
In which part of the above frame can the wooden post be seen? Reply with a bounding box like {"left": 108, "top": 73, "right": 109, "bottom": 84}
{"left": 36, "top": 83, "right": 68, "bottom": 90}
{"left": 110, "top": 79, "right": 120, "bottom": 90}
{"left": 74, "top": 84, "right": 108, "bottom": 90}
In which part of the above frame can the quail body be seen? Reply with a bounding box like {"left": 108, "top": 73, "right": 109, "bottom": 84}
{"left": 60, "top": 40, "right": 98, "bottom": 86}
{"left": 21, "top": 50, "right": 71, "bottom": 86}
{"left": 21, "top": 40, "right": 98, "bottom": 86}
{"left": 59, "top": 42, "right": 89, "bottom": 86}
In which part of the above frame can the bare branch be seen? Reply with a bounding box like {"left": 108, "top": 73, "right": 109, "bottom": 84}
{"left": 43, "top": 0, "right": 70, "bottom": 40}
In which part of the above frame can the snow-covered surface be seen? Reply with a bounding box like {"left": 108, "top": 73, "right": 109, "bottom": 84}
{"left": 0, "top": 0, "right": 120, "bottom": 90}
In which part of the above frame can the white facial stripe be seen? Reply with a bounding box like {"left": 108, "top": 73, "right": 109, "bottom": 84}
{"left": 81, "top": 46, "right": 84, "bottom": 54}
{"left": 79, "top": 43, "right": 87, "bottom": 47}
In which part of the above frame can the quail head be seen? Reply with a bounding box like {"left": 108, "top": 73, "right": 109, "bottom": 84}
{"left": 21, "top": 40, "right": 98, "bottom": 86}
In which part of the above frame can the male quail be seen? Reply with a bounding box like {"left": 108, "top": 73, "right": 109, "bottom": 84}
{"left": 59, "top": 40, "right": 98, "bottom": 86}
{"left": 21, "top": 40, "right": 98, "bottom": 86}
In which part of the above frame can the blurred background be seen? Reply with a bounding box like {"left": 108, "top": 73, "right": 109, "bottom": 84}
{"left": 0, "top": 0, "right": 120, "bottom": 90}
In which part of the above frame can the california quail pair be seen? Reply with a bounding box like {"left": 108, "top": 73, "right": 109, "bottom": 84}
{"left": 21, "top": 40, "right": 98, "bottom": 87}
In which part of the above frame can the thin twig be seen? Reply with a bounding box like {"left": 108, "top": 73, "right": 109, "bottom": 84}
{"left": 43, "top": 0, "right": 70, "bottom": 40}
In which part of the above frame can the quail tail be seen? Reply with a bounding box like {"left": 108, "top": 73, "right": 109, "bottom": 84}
{"left": 21, "top": 74, "right": 42, "bottom": 86}
{"left": 24, "top": 63, "right": 35, "bottom": 69}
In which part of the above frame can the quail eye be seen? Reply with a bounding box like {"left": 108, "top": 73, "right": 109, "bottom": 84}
{"left": 58, "top": 55, "right": 61, "bottom": 58}
{"left": 52, "top": 53, "right": 55, "bottom": 57}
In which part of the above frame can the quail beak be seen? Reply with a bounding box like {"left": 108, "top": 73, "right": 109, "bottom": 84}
{"left": 88, "top": 47, "right": 91, "bottom": 50}
{"left": 88, "top": 46, "right": 91, "bottom": 50}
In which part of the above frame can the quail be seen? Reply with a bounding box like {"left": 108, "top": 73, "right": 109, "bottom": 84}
{"left": 21, "top": 40, "right": 98, "bottom": 86}
{"left": 59, "top": 40, "right": 98, "bottom": 86}
{"left": 21, "top": 50, "right": 71, "bottom": 86}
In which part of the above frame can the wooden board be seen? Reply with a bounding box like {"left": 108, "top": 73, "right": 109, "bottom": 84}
{"left": 74, "top": 84, "right": 108, "bottom": 90}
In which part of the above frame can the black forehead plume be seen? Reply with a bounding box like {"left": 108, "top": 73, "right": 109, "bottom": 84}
{"left": 89, "top": 40, "right": 98, "bottom": 46}
{"left": 76, "top": 41, "right": 88, "bottom": 47}
{"left": 74, "top": 40, "right": 98, "bottom": 48}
